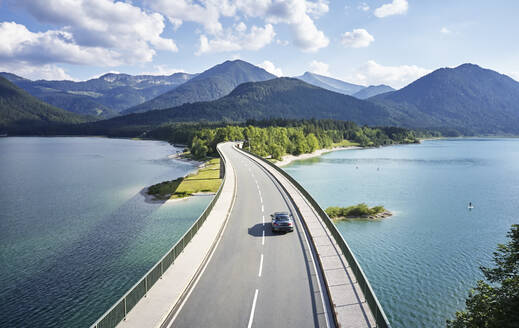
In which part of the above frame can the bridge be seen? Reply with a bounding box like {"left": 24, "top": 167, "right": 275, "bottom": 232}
{"left": 91, "top": 142, "right": 390, "bottom": 328}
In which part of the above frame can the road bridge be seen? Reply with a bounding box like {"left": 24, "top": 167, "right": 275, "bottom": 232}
{"left": 92, "top": 142, "right": 389, "bottom": 328}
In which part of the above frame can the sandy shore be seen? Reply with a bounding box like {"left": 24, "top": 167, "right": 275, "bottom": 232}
{"left": 275, "top": 146, "right": 361, "bottom": 167}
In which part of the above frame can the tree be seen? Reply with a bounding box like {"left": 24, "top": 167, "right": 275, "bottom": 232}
{"left": 447, "top": 224, "right": 519, "bottom": 328}
{"left": 306, "top": 133, "right": 319, "bottom": 152}
{"left": 191, "top": 136, "right": 208, "bottom": 159}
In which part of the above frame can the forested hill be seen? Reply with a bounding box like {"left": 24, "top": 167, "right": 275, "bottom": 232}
{"left": 0, "top": 77, "right": 90, "bottom": 133}
{"left": 84, "top": 77, "right": 395, "bottom": 134}
{"left": 369, "top": 63, "right": 519, "bottom": 134}
{"left": 123, "top": 60, "right": 276, "bottom": 114}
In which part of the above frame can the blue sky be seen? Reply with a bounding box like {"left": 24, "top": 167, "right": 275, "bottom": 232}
{"left": 0, "top": 0, "right": 517, "bottom": 88}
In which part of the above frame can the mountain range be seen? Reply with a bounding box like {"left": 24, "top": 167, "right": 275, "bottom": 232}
{"left": 2, "top": 60, "right": 519, "bottom": 136}
{"left": 295, "top": 72, "right": 394, "bottom": 99}
{"left": 86, "top": 78, "right": 392, "bottom": 135}
{"left": 0, "top": 71, "right": 195, "bottom": 118}
{"left": 123, "top": 60, "right": 276, "bottom": 114}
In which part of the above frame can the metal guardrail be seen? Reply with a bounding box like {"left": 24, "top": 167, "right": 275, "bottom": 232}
{"left": 244, "top": 150, "right": 391, "bottom": 328}
{"left": 90, "top": 148, "right": 227, "bottom": 328}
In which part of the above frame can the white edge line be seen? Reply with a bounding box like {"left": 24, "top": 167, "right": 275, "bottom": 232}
{"left": 262, "top": 215, "right": 265, "bottom": 226}
{"left": 247, "top": 289, "right": 259, "bottom": 328}
{"left": 262, "top": 230, "right": 265, "bottom": 245}
{"left": 258, "top": 254, "right": 264, "bottom": 277}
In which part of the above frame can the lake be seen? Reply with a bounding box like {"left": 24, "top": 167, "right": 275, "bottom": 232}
{"left": 0, "top": 137, "right": 211, "bottom": 327}
{"left": 283, "top": 138, "right": 519, "bottom": 328}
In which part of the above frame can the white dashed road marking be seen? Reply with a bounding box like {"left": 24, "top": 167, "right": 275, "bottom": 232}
{"left": 247, "top": 289, "right": 259, "bottom": 328}
{"left": 258, "top": 254, "right": 264, "bottom": 277}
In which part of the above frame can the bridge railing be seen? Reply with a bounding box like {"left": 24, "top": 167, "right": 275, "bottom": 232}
{"left": 244, "top": 149, "right": 391, "bottom": 328}
{"left": 90, "top": 147, "right": 227, "bottom": 328}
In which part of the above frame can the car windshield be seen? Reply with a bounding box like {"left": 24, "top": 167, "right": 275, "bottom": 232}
{"left": 276, "top": 215, "right": 290, "bottom": 221}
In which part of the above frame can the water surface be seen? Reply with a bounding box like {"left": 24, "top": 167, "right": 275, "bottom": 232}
{"left": 0, "top": 137, "right": 211, "bottom": 327}
{"left": 284, "top": 138, "right": 519, "bottom": 328}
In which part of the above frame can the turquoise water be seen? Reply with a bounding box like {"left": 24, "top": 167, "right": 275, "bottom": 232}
{"left": 283, "top": 138, "right": 519, "bottom": 328}
{"left": 0, "top": 137, "right": 211, "bottom": 327}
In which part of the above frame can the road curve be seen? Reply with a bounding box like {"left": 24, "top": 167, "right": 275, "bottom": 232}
{"left": 167, "top": 143, "right": 332, "bottom": 328}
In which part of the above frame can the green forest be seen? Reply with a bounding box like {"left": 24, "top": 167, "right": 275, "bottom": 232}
{"left": 147, "top": 119, "right": 436, "bottom": 160}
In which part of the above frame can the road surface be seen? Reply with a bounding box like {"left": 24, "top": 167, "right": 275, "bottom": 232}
{"left": 168, "top": 143, "right": 331, "bottom": 328}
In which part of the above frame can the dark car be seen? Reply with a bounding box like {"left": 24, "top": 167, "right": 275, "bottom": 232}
{"left": 271, "top": 212, "right": 294, "bottom": 232}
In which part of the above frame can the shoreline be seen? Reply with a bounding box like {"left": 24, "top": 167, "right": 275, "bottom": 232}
{"left": 168, "top": 152, "right": 204, "bottom": 166}
{"left": 275, "top": 146, "right": 361, "bottom": 167}
{"left": 332, "top": 211, "right": 393, "bottom": 222}
{"left": 140, "top": 187, "right": 214, "bottom": 204}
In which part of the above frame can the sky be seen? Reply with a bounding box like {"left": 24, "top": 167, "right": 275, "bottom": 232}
{"left": 0, "top": 0, "right": 518, "bottom": 88}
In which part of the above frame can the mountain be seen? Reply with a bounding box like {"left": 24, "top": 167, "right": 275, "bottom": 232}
{"left": 295, "top": 72, "right": 365, "bottom": 95}
{"left": 369, "top": 63, "right": 519, "bottom": 134}
{"left": 123, "top": 60, "right": 276, "bottom": 114}
{"left": 0, "top": 72, "right": 196, "bottom": 118}
{"left": 352, "top": 85, "right": 395, "bottom": 99}
{"left": 83, "top": 78, "right": 393, "bottom": 135}
{"left": 0, "top": 77, "right": 90, "bottom": 133}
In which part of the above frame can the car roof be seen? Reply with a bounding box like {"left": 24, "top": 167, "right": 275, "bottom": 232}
{"left": 274, "top": 212, "right": 289, "bottom": 216}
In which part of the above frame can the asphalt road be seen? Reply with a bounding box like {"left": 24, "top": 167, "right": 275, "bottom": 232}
{"left": 168, "top": 143, "right": 330, "bottom": 328}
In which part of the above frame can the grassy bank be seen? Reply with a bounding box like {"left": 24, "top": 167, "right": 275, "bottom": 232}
{"left": 147, "top": 158, "right": 222, "bottom": 200}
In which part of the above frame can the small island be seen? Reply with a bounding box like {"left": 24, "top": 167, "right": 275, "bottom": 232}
{"left": 146, "top": 158, "right": 222, "bottom": 201}
{"left": 326, "top": 203, "right": 392, "bottom": 221}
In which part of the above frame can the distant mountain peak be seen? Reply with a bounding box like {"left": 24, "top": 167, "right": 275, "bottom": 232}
{"left": 123, "top": 59, "right": 276, "bottom": 114}
{"left": 353, "top": 84, "right": 395, "bottom": 99}
{"left": 296, "top": 72, "right": 365, "bottom": 95}
{"left": 455, "top": 63, "right": 481, "bottom": 69}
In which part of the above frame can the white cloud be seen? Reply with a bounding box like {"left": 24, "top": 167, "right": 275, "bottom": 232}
{"left": 196, "top": 24, "right": 275, "bottom": 55}
{"left": 258, "top": 60, "right": 283, "bottom": 76}
{"left": 350, "top": 60, "right": 431, "bottom": 88}
{"left": 266, "top": 0, "right": 329, "bottom": 52}
{"left": 235, "top": 22, "right": 247, "bottom": 33}
{"left": 341, "top": 29, "right": 374, "bottom": 48}
{"left": 0, "top": 62, "right": 75, "bottom": 81}
{"left": 0, "top": 22, "right": 122, "bottom": 66}
{"left": 150, "top": 0, "right": 329, "bottom": 53}
{"left": 374, "top": 0, "right": 408, "bottom": 18}
{"left": 148, "top": 0, "right": 223, "bottom": 35}
{"left": 358, "top": 2, "right": 370, "bottom": 11}
{"left": 309, "top": 60, "right": 330, "bottom": 76}
{"left": 8, "top": 0, "right": 177, "bottom": 68}
{"left": 440, "top": 27, "right": 451, "bottom": 34}
{"left": 306, "top": 0, "right": 330, "bottom": 18}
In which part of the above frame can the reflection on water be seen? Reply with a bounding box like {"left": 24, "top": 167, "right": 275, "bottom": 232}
{"left": 284, "top": 138, "right": 519, "bottom": 328}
